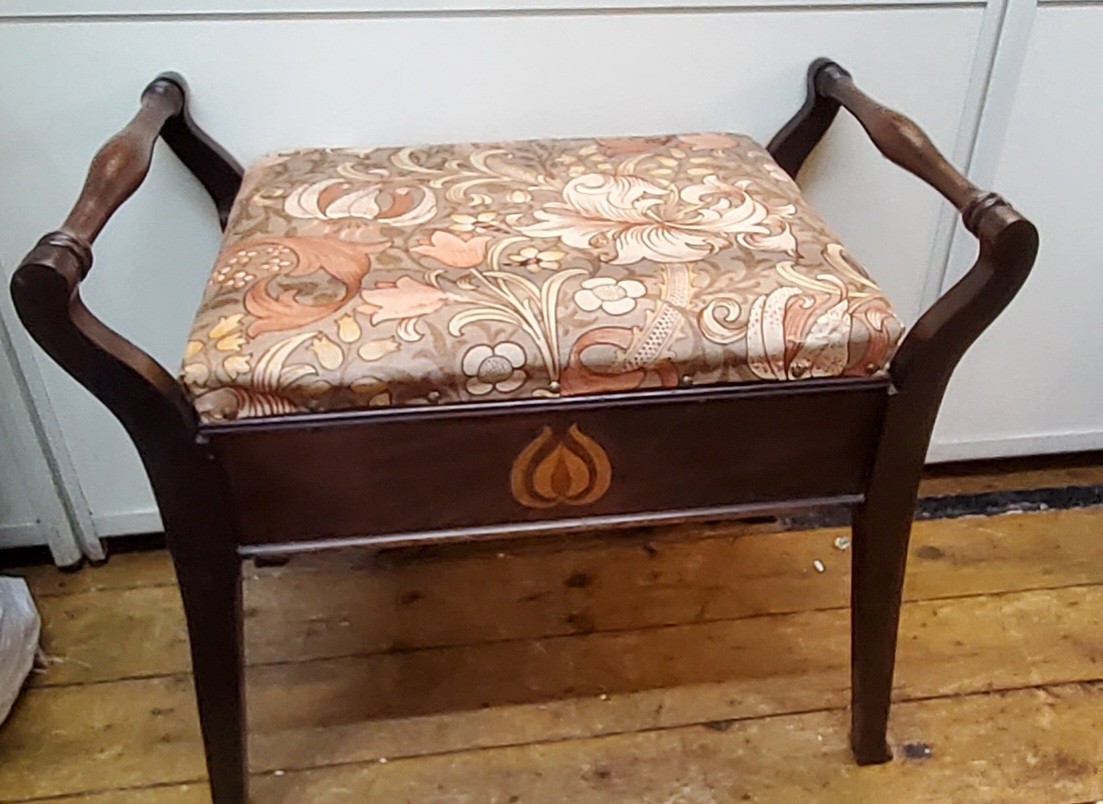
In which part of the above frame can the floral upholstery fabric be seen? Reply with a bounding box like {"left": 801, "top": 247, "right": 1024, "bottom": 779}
{"left": 181, "top": 133, "right": 903, "bottom": 422}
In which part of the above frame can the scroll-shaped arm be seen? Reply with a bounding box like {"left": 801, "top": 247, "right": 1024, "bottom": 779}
{"left": 9, "top": 74, "right": 244, "bottom": 460}
{"left": 767, "top": 59, "right": 1038, "bottom": 393}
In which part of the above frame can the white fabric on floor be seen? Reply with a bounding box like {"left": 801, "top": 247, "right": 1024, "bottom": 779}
{"left": 0, "top": 576, "right": 40, "bottom": 725}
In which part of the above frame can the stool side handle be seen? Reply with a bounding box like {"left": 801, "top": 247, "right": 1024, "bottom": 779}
{"left": 769, "top": 59, "right": 1039, "bottom": 391}
{"left": 8, "top": 74, "right": 233, "bottom": 446}
{"left": 11, "top": 254, "right": 198, "bottom": 438}
{"left": 766, "top": 57, "right": 844, "bottom": 179}
{"left": 157, "top": 72, "right": 245, "bottom": 229}
{"left": 768, "top": 59, "right": 984, "bottom": 210}
{"left": 56, "top": 73, "right": 242, "bottom": 277}
{"left": 813, "top": 62, "right": 983, "bottom": 211}
{"left": 890, "top": 202, "right": 1038, "bottom": 391}
{"left": 60, "top": 78, "right": 181, "bottom": 253}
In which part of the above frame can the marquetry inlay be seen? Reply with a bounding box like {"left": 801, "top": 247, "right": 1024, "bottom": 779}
{"left": 509, "top": 424, "right": 613, "bottom": 509}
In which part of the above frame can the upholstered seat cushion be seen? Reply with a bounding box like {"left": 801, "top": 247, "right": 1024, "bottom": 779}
{"left": 181, "top": 133, "right": 903, "bottom": 422}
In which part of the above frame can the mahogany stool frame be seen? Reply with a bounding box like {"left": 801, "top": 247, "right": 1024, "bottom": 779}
{"left": 10, "top": 59, "right": 1037, "bottom": 803}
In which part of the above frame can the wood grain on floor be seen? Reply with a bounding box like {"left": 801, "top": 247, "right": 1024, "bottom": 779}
{"left": 2, "top": 467, "right": 1103, "bottom": 802}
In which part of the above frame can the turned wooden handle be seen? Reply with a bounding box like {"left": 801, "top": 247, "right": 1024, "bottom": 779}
{"left": 811, "top": 62, "right": 1038, "bottom": 387}
{"left": 59, "top": 76, "right": 184, "bottom": 261}
{"left": 10, "top": 74, "right": 207, "bottom": 435}
{"left": 815, "top": 62, "right": 983, "bottom": 212}
{"left": 767, "top": 59, "right": 1038, "bottom": 392}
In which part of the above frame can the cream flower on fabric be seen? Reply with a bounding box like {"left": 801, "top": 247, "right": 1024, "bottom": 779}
{"left": 450, "top": 211, "right": 499, "bottom": 233}
{"left": 462, "top": 342, "right": 527, "bottom": 395}
{"left": 507, "top": 245, "right": 565, "bottom": 273}
{"left": 573, "top": 277, "right": 646, "bottom": 316}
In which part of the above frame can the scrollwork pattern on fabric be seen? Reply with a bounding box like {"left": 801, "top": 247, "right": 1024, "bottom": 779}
{"left": 181, "top": 133, "right": 903, "bottom": 421}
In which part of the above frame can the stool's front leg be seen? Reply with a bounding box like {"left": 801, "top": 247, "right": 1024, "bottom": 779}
{"left": 848, "top": 392, "right": 932, "bottom": 764}
{"left": 772, "top": 60, "right": 1038, "bottom": 764}
{"left": 173, "top": 538, "right": 246, "bottom": 801}
{"left": 10, "top": 76, "right": 248, "bottom": 802}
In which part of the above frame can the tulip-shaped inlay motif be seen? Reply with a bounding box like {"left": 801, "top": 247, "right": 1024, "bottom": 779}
{"left": 510, "top": 425, "right": 613, "bottom": 509}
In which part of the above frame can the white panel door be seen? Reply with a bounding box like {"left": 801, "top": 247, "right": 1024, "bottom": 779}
{"left": 0, "top": 4, "right": 984, "bottom": 532}
{"left": 0, "top": 390, "right": 39, "bottom": 549}
{"left": 932, "top": 0, "right": 1103, "bottom": 460}
{"left": 0, "top": 306, "right": 95, "bottom": 563}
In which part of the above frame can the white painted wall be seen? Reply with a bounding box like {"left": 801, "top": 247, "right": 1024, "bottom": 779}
{"left": 0, "top": 0, "right": 1097, "bottom": 545}
{"left": 931, "top": 0, "right": 1103, "bottom": 461}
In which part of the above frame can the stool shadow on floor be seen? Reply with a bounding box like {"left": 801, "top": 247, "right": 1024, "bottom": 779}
{"left": 239, "top": 518, "right": 847, "bottom": 741}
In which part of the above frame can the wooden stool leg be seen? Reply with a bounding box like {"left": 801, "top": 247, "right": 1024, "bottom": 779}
{"left": 848, "top": 394, "right": 930, "bottom": 766}
{"left": 849, "top": 484, "right": 917, "bottom": 764}
{"left": 173, "top": 545, "right": 246, "bottom": 803}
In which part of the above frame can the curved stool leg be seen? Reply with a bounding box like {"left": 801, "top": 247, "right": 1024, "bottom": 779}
{"left": 848, "top": 396, "right": 928, "bottom": 764}
{"left": 172, "top": 531, "right": 246, "bottom": 802}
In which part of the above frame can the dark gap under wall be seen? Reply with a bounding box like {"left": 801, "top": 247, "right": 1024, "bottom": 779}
{"left": 782, "top": 483, "right": 1103, "bottom": 530}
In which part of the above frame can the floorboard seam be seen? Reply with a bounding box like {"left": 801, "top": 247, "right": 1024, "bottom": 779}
{"left": 0, "top": 778, "right": 207, "bottom": 804}
{"left": 27, "top": 581, "right": 179, "bottom": 598}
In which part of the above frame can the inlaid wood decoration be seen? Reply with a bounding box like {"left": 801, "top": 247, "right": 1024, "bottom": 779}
{"left": 510, "top": 424, "right": 613, "bottom": 508}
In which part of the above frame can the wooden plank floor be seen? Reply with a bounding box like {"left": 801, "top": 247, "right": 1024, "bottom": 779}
{"left": 2, "top": 459, "right": 1103, "bottom": 802}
